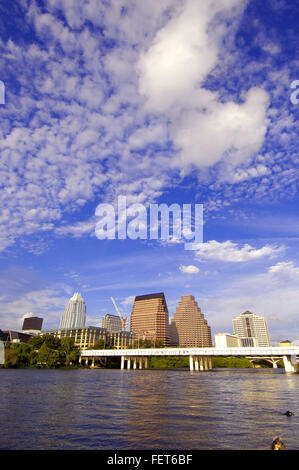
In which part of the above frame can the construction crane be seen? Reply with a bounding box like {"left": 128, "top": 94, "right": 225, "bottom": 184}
{"left": 110, "top": 297, "right": 128, "bottom": 331}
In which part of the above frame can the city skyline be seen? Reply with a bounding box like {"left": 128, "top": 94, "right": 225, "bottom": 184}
{"left": 0, "top": 1, "right": 298, "bottom": 344}
{"left": 1, "top": 288, "right": 292, "bottom": 347}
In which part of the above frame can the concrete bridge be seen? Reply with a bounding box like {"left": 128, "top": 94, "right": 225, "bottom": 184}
{"left": 80, "top": 346, "right": 299, "bottom": 373}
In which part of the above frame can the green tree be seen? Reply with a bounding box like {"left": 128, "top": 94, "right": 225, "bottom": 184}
{"left": 4, "top": 346, "right": 19, "bottom": 368}
{"left": 43, "top": 335, "right": 61, "bottom": 350}
{"left": 212, "top": 357, "right": 254, "bottom": 368}
{"left": 28, "top": 335, "right": 46, "bottom": 349}
{"left": 37, "top": 342, "right": 59, "bottom": 368}
{"left": 29, "top": 348, "right": 38, "bottom": 366}
{"left": 59, "top": 337, "right": 80, "bottom": 365}
{"left": 12, "top": 343, "right": 32, "bottom": 367}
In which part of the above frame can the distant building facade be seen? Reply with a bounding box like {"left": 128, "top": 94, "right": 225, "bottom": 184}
{"left": 130, "top": 293, "right": 169, "bottom": 346}
{"left": 102, "top": 314, "right": 122, "bottom": 332}
{"left": 41, "top": 326, "right": 106, "bottom": 350}
{"left": 232, "top": 311, "right": 271, "bottom": 347}
{"left": 109, "top": 331, "right": 135, "bottom": 349}
{"left": 22, "top": 316, "right": 43, "bottom": 335}
{"left": 40, "top": 326, "right": 135, "bottom": 350}
{"left": 60, "top": 293, "right": 86, "bottom": 329}
{"left": 280, "top": 340, "right": 292, "bottom": 347}
{"left": 215, "top": 333, "right": 240, "bottom": 348}
{"left": 239, "top": 337, "right": 257, "bottom": 347}
{"left": 168, "top": 318, "right": 179, "bottom": 346}
{"left": 171, "top": 295, "right": 212, "bottom": 347}
{"left": 1, "top": 330, "right": 32, "bottom": 343}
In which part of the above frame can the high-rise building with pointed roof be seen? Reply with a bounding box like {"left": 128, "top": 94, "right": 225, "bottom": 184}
{"left": 130, "top": 293, "right": 169, "bottom": 346}
{"left": 171, "top": 295, "right": 212, "bottom": 347}
{"left": 60, "top": 293, "right": 86, "bottom": 329}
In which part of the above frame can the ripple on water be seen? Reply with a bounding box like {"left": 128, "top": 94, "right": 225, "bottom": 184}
{"left": 0, "top": 368, "right": 298, "bottom": 449}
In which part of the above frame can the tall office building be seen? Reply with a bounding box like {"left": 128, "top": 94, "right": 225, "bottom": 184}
{"left": 171, "top": 295, "right": 212, "bottom": 347}
{"left": 232, "top": 311, "right": 271, "bottom": 347}
{"left": 102, "top": 314, "right": 122, "bottom": 332}
{"left": 60, "top": 293, "right": 86, "bottom": 329}
{"left": 22, "top": 316, "right": 43, "bottom": 335}
{"left": 130, "top": 293, "right": 169, "bottom": 346}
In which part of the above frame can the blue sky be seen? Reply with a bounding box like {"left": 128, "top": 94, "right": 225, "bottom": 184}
{"left": 0, "top": 0, "right": 298, "bottom": 344}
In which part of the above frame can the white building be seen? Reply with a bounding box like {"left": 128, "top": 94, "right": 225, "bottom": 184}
{"left": 232, "top": 311, "right": 271, "bottom": 347}
{"left": 214, "top": 333, "right": 240, "bottom": 348}
{"left": 60, "top": 293, "right": 86, "bottom": 329}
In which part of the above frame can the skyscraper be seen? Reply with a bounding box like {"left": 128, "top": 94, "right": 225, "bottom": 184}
{"left": 232, "top": 310, "right": 271, "bottom": 347}
{"left": 130, "top": 293, "right": 169, "bottom": 346}
{"left": 60, "top": 293, "right": 86, "bottom": 329}
{"left": 102, "top": 314, "right": 122, "bottom": 332}
{"left": 171, "top": 295, "right": 212, "bottom": 347}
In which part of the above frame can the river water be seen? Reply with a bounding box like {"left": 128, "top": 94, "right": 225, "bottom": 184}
{"left": 0, "top": 368, "right": 298, "bottom": 450}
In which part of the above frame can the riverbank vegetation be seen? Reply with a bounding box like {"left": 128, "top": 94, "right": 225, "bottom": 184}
{"left": 148, "top": 356, "right": 264, "bottom": 369}
{"left": 2, "top": 335, "right": 80, "bottom": 368}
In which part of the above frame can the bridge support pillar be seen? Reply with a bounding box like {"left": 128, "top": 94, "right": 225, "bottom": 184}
{"left": 208, "top": 357, "right": 212, "bottom": 370}
{"left": 204, "top": 358, "right": 209, "bottom": 371}
{"left": 121, "top": 356, "right": 125, "bottom": 370}
{"left": 195, "top": 357, "right": 199, "bottom": 371}
{"left": 127, "top": 358, "right": 131, "bottom": 370}
{"left": 144, "top": 357, "right": 148, "bottom": 369}
{"left": 200, "top": 358, "right": 204, "bottom": 371}
{"left": 133, "top": 358, "right": 137, "bottom": 369}
{"left": 91, "top": 357, "right": 95, "bottom": 368}
{"left": 189, "top": 355, "right": 194, "bottom": 371}
{"left": 139, "top": 358, "right": 142, "bottom": 369}
{"left": 283, "top": 355, "right": 298, "bottom": 373}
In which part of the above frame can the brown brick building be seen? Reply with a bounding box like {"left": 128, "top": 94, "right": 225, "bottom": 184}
{"left": 130, "top": 293, "right": 170, "bottom": 346}
{"left": 171, "top": 295, "right": 212, "bottom": 347}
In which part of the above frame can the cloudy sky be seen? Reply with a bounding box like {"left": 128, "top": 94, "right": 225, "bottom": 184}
{"left": 0, "top": 0, "right": 298, "bottom": 344}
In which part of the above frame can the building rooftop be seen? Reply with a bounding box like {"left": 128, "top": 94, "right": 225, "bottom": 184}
{"left": 135, "top": 293, "right": 166, "bottom": 302}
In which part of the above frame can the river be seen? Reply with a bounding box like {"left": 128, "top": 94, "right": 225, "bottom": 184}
{"left": 0, "top": 368, "right": 298, "bottom": 450}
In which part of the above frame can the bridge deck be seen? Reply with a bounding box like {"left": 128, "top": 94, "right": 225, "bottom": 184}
{"left": 81, "top": 346, "right": 299, "bottom": 357}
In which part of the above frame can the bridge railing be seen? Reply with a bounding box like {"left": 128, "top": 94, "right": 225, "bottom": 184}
{"left": 80, "top": 346, "right": 299, "bottom": 357}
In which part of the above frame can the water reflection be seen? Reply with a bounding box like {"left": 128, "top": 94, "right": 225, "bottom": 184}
{"left": 0, "top": 368, "right": 298, "bottom": 450}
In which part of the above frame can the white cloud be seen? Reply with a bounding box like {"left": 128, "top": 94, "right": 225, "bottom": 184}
{"left": 195, "top": 240, "right": 283, "bottom": 262}
{"left": 137, "top": 0, "right": 269, "bottom": 170}
{"left": 121, "top": 295, "right": 135, "bottom": 306}
{"left": 0, "top": 0, "right": 295, "bottom": 254}
{"left": 2, "top": 289, "right": 67, "bottom": 330}
{"left": 180, "top": 264, "right": 200, "bottom": 274}
{"left": 55, "top": 218, "right": 97, "bottom": 238}
{"left": 268, "top": 261, "right": 299, "bottom": 279}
